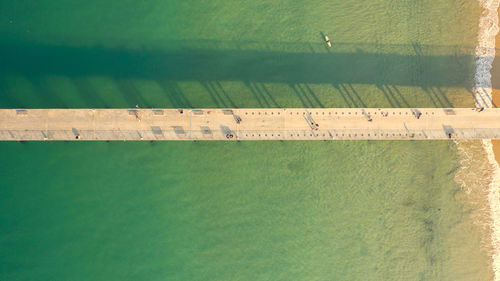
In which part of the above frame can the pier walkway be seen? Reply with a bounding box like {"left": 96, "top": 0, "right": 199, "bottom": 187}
{"left": 1, "top": 108, "right": 499, "bottom": 141}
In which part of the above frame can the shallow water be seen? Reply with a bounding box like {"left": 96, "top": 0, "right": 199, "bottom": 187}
{"left": 0, "top": 141, "right": 493, "bottom": 280}
{"left": 0, "top": 0, "right": 494, "bottom": 280}
{"left": 0, "top": 0, "right": 481, "bottom": 108}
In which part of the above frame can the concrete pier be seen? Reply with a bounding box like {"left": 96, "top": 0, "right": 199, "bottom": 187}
{"left": 1, "top": 108, "right": 499, "bottom": 141}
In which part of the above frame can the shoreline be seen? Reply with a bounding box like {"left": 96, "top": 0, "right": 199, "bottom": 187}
{"left": 476, "top": 0, "right": 500, "bottom": 280}
{"left": 493, "top": 1, "right": 500, "bottom": 275}
{"left": 492, "top": 0, "right": 500, "bottom": 166}
{"left": 484, "top": 139, "right": 500, "bottom": 279}
{"left": 493, "top": 0, "right": 500, "bottom": 165}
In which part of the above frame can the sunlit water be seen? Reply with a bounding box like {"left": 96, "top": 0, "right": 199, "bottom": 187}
{"left": 0, "top": 0, "right": 494, "bottom": 280}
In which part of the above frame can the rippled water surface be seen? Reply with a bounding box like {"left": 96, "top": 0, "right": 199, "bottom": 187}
{"left": 0, "top": 1, "right": 493, "bottom": 280}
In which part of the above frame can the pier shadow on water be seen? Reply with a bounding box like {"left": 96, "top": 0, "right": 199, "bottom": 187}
{"left": 0, "top": 40, "right": 485, "bottom": 108}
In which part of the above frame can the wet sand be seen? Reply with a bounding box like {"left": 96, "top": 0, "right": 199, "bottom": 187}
{"left": 493, "top": 140, "right": 500, "bottom": 164}
{"left": 492, "top": 5, "right": 500, "bottom": 165}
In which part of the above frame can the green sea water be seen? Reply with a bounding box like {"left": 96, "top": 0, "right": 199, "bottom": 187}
{"left": 0, "top": 0, "right": 481, "bottom": 108}
{"left": 0, "top": 0, "right": 494, "bottom": 280}
{"left": 0, "top": 141, "right": 493, "bottom": 280}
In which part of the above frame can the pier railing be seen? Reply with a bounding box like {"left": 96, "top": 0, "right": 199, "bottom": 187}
{"left": 1, "top": 108, "right": 499, "bottom": 141}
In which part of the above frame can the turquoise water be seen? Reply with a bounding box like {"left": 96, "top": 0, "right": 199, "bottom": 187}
{"left": 0, "top": 0, "right": 480, "bottom": 108}
{"left": 0, "top": 141, "right": 493, "bottom": 280}
{"left": 0, "top": 0, "right": 494, "bottom": 280}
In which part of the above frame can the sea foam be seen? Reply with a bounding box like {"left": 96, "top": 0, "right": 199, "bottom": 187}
{"left": 482, "top": 139, "right": 500, "bottom": 280}
{"left": 476, "top": 0, "right": 500, "bottom": 279}
{"left": 475, "top": 0, "right": 499, "bottom": 108}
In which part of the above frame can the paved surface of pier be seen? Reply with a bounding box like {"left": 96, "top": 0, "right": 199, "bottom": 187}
{"left": 1, "top": 108, "right": 499, "bottom": 141}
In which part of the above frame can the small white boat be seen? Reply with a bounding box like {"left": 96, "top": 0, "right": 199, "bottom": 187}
{"left": 325, "top": 35, "right": 332, "bottom": 47}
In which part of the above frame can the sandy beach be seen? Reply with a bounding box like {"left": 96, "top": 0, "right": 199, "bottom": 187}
{"left": 492, "top": 3, "right": 500, "bottom": 164}
{"left": 491, "top": 2, "right": 500, "bottom": 279}
{"left": 475, "top": 1, "right": 500, "bottom": 279}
